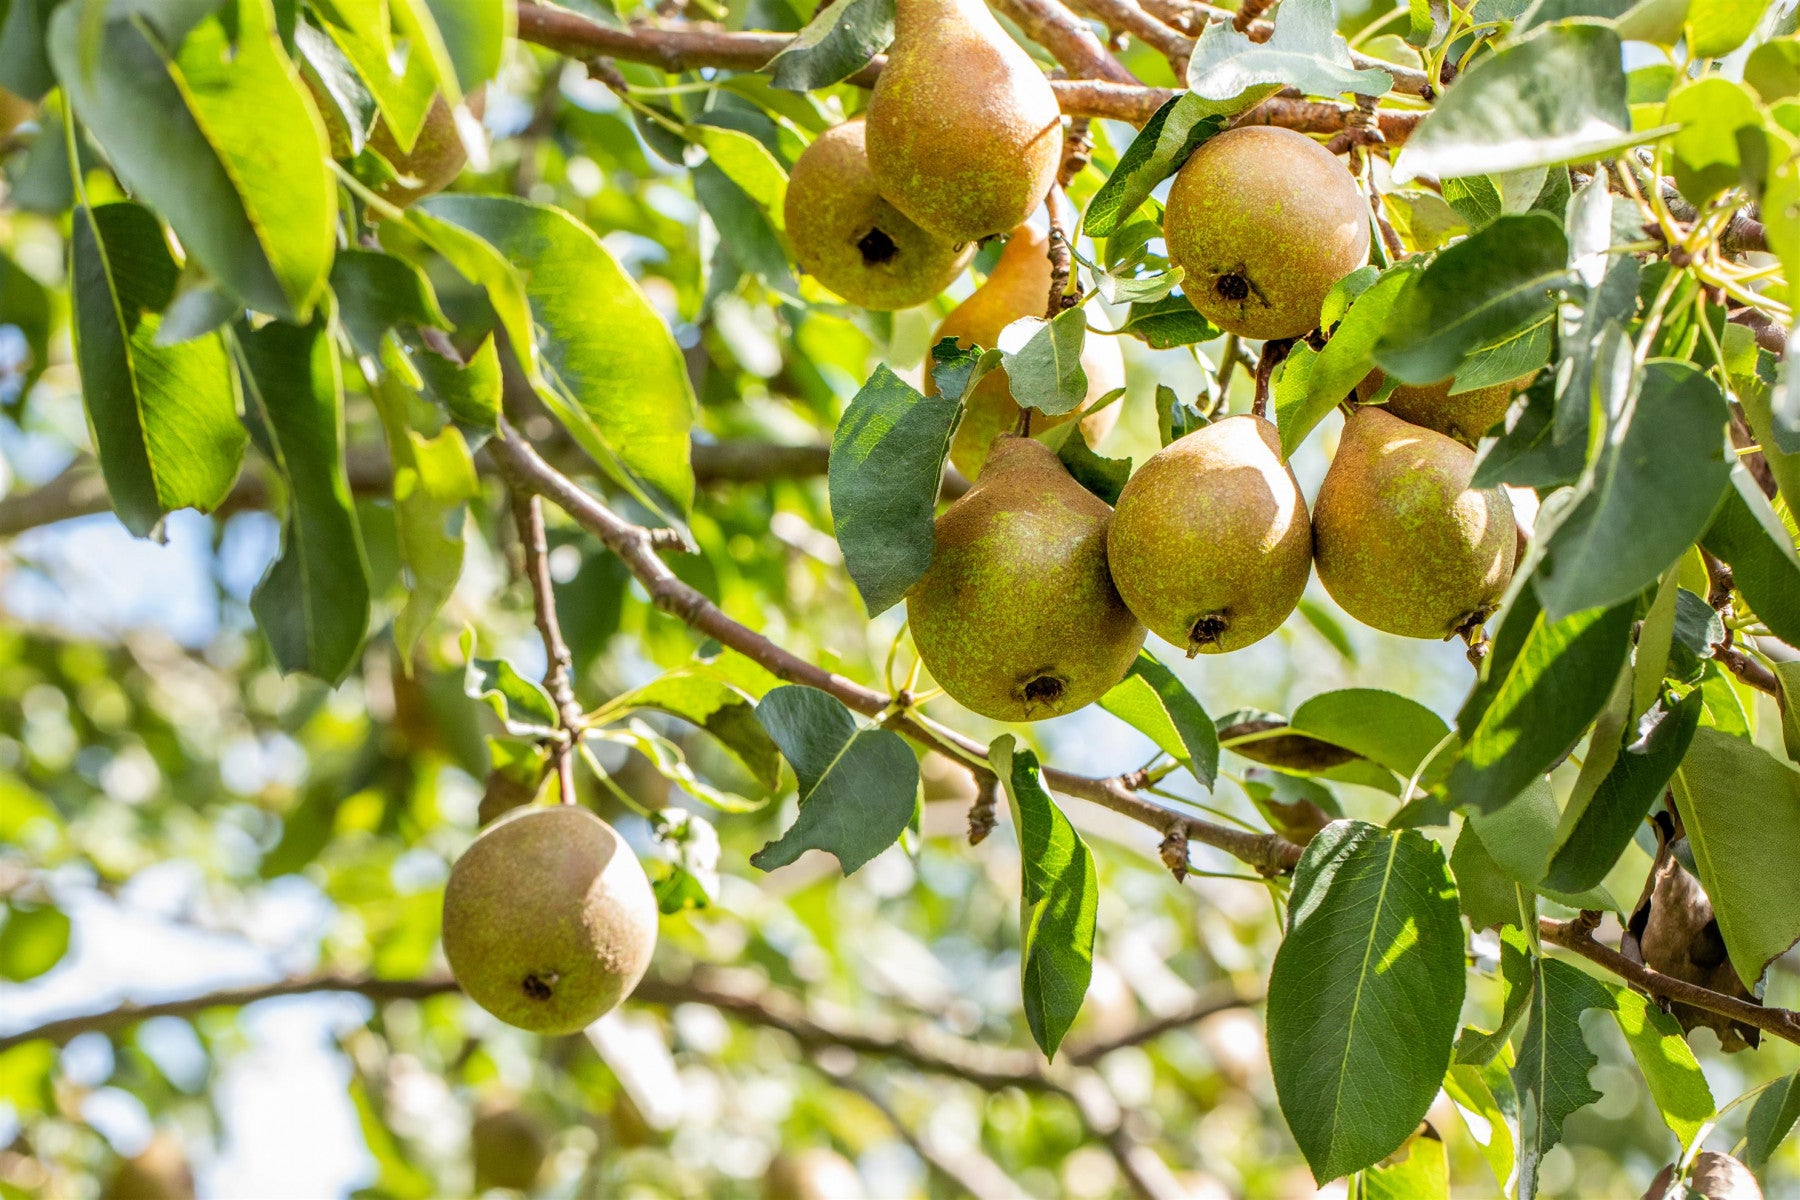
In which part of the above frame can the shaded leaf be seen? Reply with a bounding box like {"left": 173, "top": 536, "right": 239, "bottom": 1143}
{"left": 1051, "top": 424, "right": 1131, "bottom": 506}
{"left": 1744, "top": 1072, "right": 1800, "bottom": 1170}
{"left": 1513, "top": 958, "right": 1614, "bottom": 1199}
{"left": 1700, "top": 466, "right": 1800, "bottom": 645}
{"left": 766, "top": 0, "right": 894, "bottom": 91}
{"left": 1467, "top": 776, "right": 1614, "bottom": 911}
{"left": 751, "top": 686, "right": 918, "bottom": 874}
{"left": 1267, "top": 819, "right": 1465, "bottom": 1182}
{"left": 69, "top": 203, "right": 244, "bottom": 537}
{"left": 1185, "top": 0, "right": 1392, "bottom": 115}
{"left": 1121, "top": 293, "right": 1220, "bottom": 349}
{"left": 991, "top": 734, "right": 1098, "bottom": 1060}
{"left": 1456, "top": 924, "right": 1535, "bottom": 1062}
{"left": 828, "top": 365, "right": 958, "bottom": 615}
{"left": 1277, "top": 264, "right": 1421, "bottom": 459}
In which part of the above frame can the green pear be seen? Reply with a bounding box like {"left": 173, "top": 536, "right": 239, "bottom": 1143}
{"left": 1163, "top": 127, "right": 1369, "bottom": 340}
{"left": 784, "top": 119, "right": 973, "bottom": 309}
{"left": 1312, "top": 407, "right": 1516, "bottom": 639}
{"left": 865, "top": 0, "right": 1062, "bottom": 244}
{"left": 926, "top": 222, "right": 1124, "bottom": 477}
{"left": 1356, "top": 370, "right": 1536, "bottom": 447}
{"left": 908, "top": 436, "right": 1145, "bottom": 721}
{"left": 442, "top": 805, "right": 657, "bottom": 1034}
{"left": 472, "top": 1100, "right": 551, "bottom": 1192}
{"left": 367, "top": 92, "right": 480, "bottom": 207}
{"left": 1107, "top": 415, "right": 1312, "bottom": 655}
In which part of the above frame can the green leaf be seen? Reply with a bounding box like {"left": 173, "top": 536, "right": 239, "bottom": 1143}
{"left": 51, "top": 0, "right": 337, "bottom": 321}
{"left": 1685, "top": 0, "right": 1765, "bottom": 57}
{"left": 1121, "top": 293, "right": 1220, "bottom": 349}
{"left": 0, "top": 0, "right": 55, "bottom": 99}
{"left": 1667, "top": 78, "right": 1770, "bottom": 206}
{"left": 693, "top": 160, "right": 799, "bottom": 298}
{"left": 1456, "top": 925, "right": 1535, "bottom": 1063}
{"left": 1445, "top": 1059, "right": 1520, "bottom": 1194}
{"left": 1154, "top": 382, "right": 1208, "bottom": 445}
{"left": 827, "top": 365, "right": 958, "bottom": 615}
{"left": 1084, "top": 93, "right": 1224, "bottom": 238}
{"left": 1774, "top": 661, "right": 1800, "bottom": 763}
{"left": 1746, "top": 37, "right": 1800, "bottom": 103}
{"left": 1001, "top": 305, "right": 1089, "bottom": 417}
{"left": 1533, "top": 361, "right": 1732, "bottom": 619}
{"left": 462, "top": 631, "right": 559, "bottom": 738}
{"left": 1374, "top": 213, "right": 1572, "bottom": 385}
{"left": 419, "top": 195, "right": 697, "bottom": 522}
{"left": 1393, "top": 23, "right": 1664, "bottom": 182}
{"left": 1358, "top": 1127, "right": 1449, "bottom": 1200}
{"left": 607, "top": 668, "right": 783, "bottom": 790}
{"left": 1512, "top": 957, "right": 1614, "bottom": 1200}
{"left": 751, "top": 685, "right": 919, "bottom": 875}
{"left": 991, "top": 734, "right": 1098, "bottom": 1060}
{"left": 1277, "top": 265, "right": 1421, "bottom": 459}
{"left": 1450, "top": 816, "right": 1528, "bottom": 931}
{"left": 1744, "top": 1072, "right": 1800, "bottom": 1169}
{"left": 1287, "top": 688, "right": 1452, "bottom": 779}
{"left": 1266, "top": 819, "right": 1465, "bottom": 1182}
{"left": 1541, "top": 688, "right": 1701, "bottom": 893}
{"left": 0, "top": 251, "right": 50, "bottom": 401}
{"left": 69, "top": 203, "right": 245, "bottom": 538}
{"left": 690, "top": 122, "right": 789, "bottom": 224}
{"left": 766, "top": 0, "right": 893, "bottom": 91}
{"left": 238, "top": 317, "right": 371, "bottom": 684}
{"left": 415, "top": 332, "right": 502, "bottom": 434}
{"left": 0, "top": 902, "right": 70, "bottom": 982}
{"left": 1470, "top": 370, "right": 1584, "bottom": 490}
{"left": 310, "top": 0, "right": 441, "bottom": 150}
{"left": 1184, "top": 0, "right": 1392, "bottom": 115}
{"left": 423, "top": 0, "right": 509, "bottom": 93}
{"left": 1609, "top": 986, "right": 1713, "bottom": 1151}
{"left": 1447, "top": 599, "right": 1635, "bottom": 813}
{"left": 645, "top": 808, "right": 720, "bottom": 915}
{"left": 599, "top": 719, "right": 761, "bottom": 814}
{"left": 1466, "top": 776, "right": 1615, "bottom": 910}
{"left": 1098, "top": 651, "right": 1220, "bottom": 788}
{"left": 1052, "top": 425, "right": 1131, "bottom": 506}
{"left": 1670, "top": 726, "right": 1800, "bottom": 989}
{"left": 329, "top": 248, "right": 449, "bottom": 360}
{"left": 368, "top": 357, "right": 477, "bottom": 663}
{"left": 1700, "top": 467, "right": 1800, "bottom": 645}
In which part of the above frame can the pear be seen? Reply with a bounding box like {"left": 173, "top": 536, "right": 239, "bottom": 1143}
{"left": 865, "top": 0, "right": 1062, "bottom": 244}
{"left": 1312, "top": 407, "right": 1515, "bottom": 639}
{"left": 762, "top": 1149, "right": 865, "bottom": 1200}
{"left": 908, "top": 436, "right": 1145, "bottom": 721}
{"left": 1107, "top": 415, "right": 1312, "bottom": 655}
{"left": 442, "top": 805, "right": 657, "bottom": 1034}
{"left": 784, "top": 119, "right": 973, "bottom": 310}
{"left": 1356, "top": 370, "right": 1535, "bottom": 447}
{"left": 368, "top": 92, "right": 481, "bottom": 207}
{"left": 926, "top": 223, "right": 1124, "bottom": 476}
{"left": 101, "top": 1136, "right": 194, "bottom": 1200}
{"left": 472, "top": 1100, "right": 551, "bottom": 1192}
{"left": 1163, "top": 127, "right": 1369, "bottom": 340}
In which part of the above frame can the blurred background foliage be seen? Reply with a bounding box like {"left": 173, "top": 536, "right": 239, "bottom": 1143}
{"left": 0, "top": 1, "right": 1796, "bottom": 1197}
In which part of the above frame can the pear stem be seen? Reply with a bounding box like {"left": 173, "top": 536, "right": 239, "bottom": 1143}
{"left": 1250, "top": 337, "right": 1293, "bottom": 420}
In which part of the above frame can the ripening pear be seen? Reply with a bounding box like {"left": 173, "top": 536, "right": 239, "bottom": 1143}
{"left": 865, "top": 0, "right": 1063, "bottom": 244}
{"left": 472, "top": 1100, "right": 551, "bottom": 1192}
{"left": 1356, "top": 370, "right": 1536, "bottom": 447}
{"left": 926, "top": 223, "right": 1124, "bottom": 476}
{"left": 0, "top": 87, "right": 35, "bottom": 138}
{"left": 101, "top": 1136, "right": 194, "bottom": 1200}
{"left": 908, "top": 437, "right": 1145, "bottom": 721}
{"left": 1163, "top": 127, "right": 1369, "bottom": 340}
{"left": 762, "top": 1149, "right": 865, "bottom": 1200}
{"left": 1312, "top": 407, "right": 1515, "bottom": 639}
{"left": 443, "top": 805, "right": 658, "bottom": 1034}
{"left": 784, "top": 120, "right": 973, "bottom": 309}
{"left": 1107, "top": 416, "right": 1312, "bottom": 655}
{"left": 367, "top": 92, "right": 480, "bottom": 207}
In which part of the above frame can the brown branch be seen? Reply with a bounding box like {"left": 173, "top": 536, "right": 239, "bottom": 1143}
{"left": 508, "top": 490, "right": 585, "bottom": 804}
{"left": 1064, "top": 986, "right": 1249, "bottom": 1066}
{"left": 1701, "top": 550, "right": 1781, "bottom": 697}
{"left": 1659, "top": 182, "right": 1769, "bottom": 256}
{"left": 1068, "top": 0, "right": 1193, "bottom": 68}
{"left": 488, "top": 423, "right": 1307, "bottom": 875}
{"left": 1716, "top": 644, "right": 1780, "bottom": 697}
{"left": 513, "top": 0, "right": 1419, "bottom": 133}
{"left": 1046, "top": 186, "right": 1075, "bottom": 319}
{"left": 990, "top": 0, "right": 1139, "bottom": 83}
{"left": 1540, "top": 917, "right": 1800, "bottom": 1048}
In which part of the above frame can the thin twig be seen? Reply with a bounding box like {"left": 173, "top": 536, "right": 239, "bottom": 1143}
{"left": 509, "top": 489, "right": 585, "bottom": 804}
{"left": 1045, "top": 186, "right": 1075, "bottom": 320}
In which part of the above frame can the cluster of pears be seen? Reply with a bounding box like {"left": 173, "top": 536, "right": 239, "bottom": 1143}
{"left": 442, "top": 803, "right": 658, "bottom": 1034}
{"left": 908, "top": 393, "right": 1521, "bottom": 721}
{"left": 784, "top": 0, "right": 1061, "bottom": 308}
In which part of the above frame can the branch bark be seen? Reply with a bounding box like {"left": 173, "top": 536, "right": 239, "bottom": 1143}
{"left": 508, "top": 489, "right": 586, "bottom": 803}
{"left": 991, "top": 0, "right": 1139, "bottom": 83}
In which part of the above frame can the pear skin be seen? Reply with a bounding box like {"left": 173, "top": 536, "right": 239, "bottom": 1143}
{"left": 1356, "top": 370, "right": 1535, "bottom": 447}
{"left": 784, "top": 120, "right": 973, "bottom": 309}
{"left": 1163, "top": 127, "right": 1369, "bottom": 340}
{"left": 1312, "top": 407, "right": 1516, "bottom": 639}
{"left": 865, "top": 0, "right": 1062, "bottom": 244}
{"left": 367, "top": 92, "right": 481, "bottom": 207}
{"left": 1107, "top": 415, "right": 1312, "bottom": 655}
{"left": 908, "top": 437, "right": 1145, "bottom": 721}
{"left": 443, "top": 805, "right": 657, "bottom": 1034}
{"left": 926, "top": 224, "right": 1124, "bottom": 475}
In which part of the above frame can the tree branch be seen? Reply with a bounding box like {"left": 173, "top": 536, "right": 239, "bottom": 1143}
{"left": 512, "top": 0, "right": 1422, "bottom": 135}
{"left": 1540, "top": 916, "right": 1800, "bottom": 1048}
{"left": 508, "top": 489, "right": 585, "bottom": 804}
